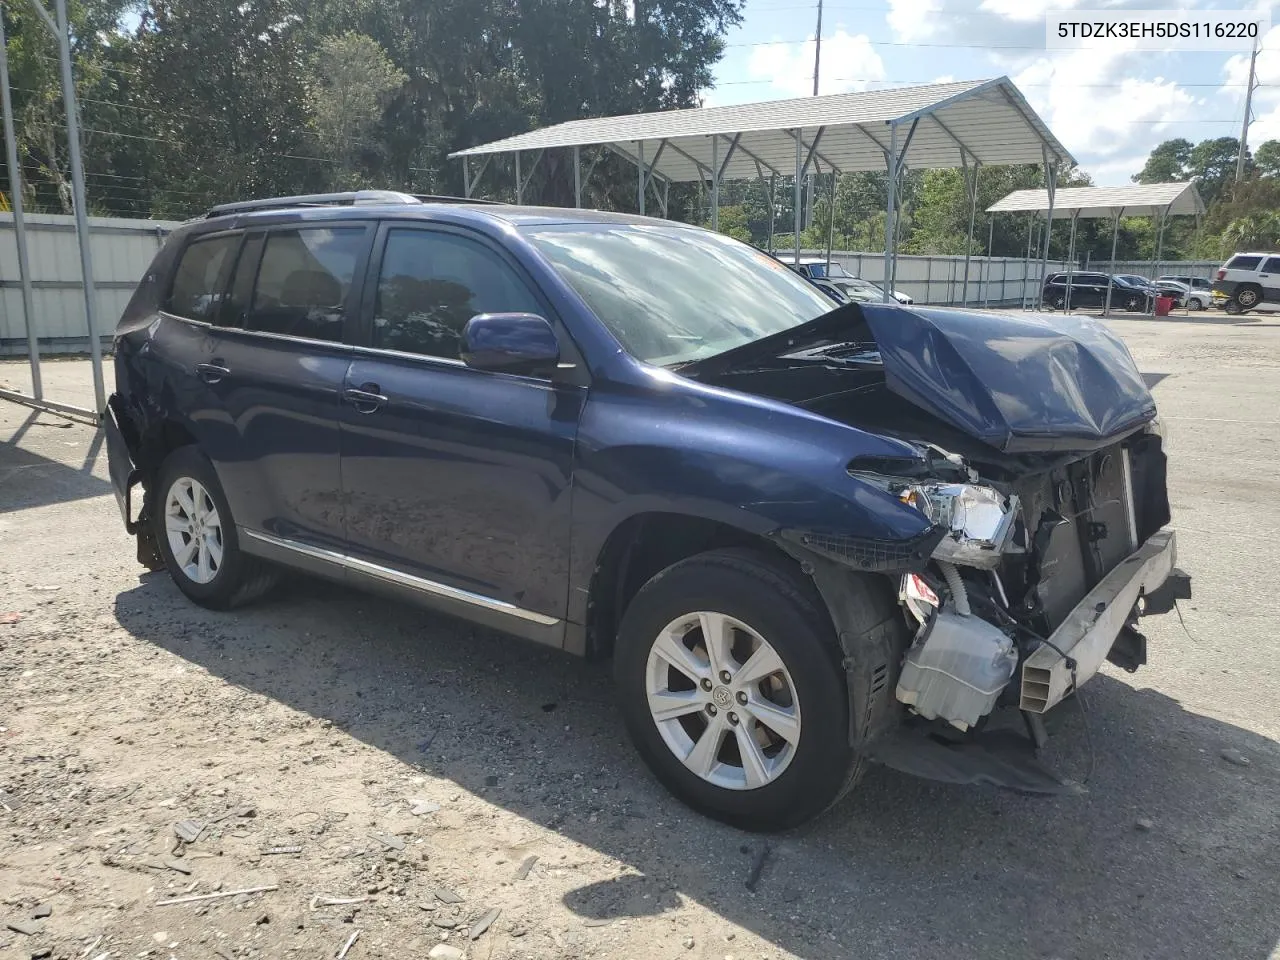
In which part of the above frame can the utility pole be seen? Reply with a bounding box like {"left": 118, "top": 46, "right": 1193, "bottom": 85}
{"left": 804, "top": 0, "right": 823, "bottom": 231}
{"left": 1237, "top": 37, "right": 1259, "bottom": 181}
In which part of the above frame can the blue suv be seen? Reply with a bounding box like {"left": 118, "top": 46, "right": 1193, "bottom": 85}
{"left": 105, "top": 191, "right": 1188, "bottom": 829}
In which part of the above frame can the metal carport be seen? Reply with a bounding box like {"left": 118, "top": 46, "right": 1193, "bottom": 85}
{"left": 449, "top": 77, "right": 1074, "bottom": 304}
{"left": 987, "top": 182, "right": 1206, "bottom": 312}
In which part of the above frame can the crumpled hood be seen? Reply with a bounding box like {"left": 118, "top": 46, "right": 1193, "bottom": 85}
{"left": 859, "top": 304, "right": 1156, "bottom": 453}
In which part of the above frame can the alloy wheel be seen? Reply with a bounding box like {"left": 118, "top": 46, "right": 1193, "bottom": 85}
{"left": 645, "top": 611, "right": 801, "bottom": 791}
{"left": 164, "top": 476, "right": 223, "bottom": 584}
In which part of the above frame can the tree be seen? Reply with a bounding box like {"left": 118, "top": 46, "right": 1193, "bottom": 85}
{"left": 1254, "top": 140, "right": 1280, "bottom": 179}
{"left": 307, "top": 33, "right": 405, "bottom": 187}
{"left": 1188, "top": 136, "right": 1244, "bottom": 205}
{"left": 1133, "top": 139, "right": 1192, "bottom": 184}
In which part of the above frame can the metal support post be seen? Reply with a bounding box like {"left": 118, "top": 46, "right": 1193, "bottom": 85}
{"left": 0, "top": 10, "right": 40, "bottom": 400}
{"left": 1037, "top": 149, "right": 1056, "bottom": 310}
{"left": 961, "top": 156, "right": 979, "bottom": 306}
{"left": 637, "top": 141, "right": 645, "bottom": 215}
{"left": 710, "top": 135, "right": 719, "bottom": 232}
{"left": 573, "top": 145, "right": 581, "bottom": 208}
{"left": 794, "top": 129, "right": 802, "bottom": 265}
{"left": 825, "top": 170, "right": 837, "bottom": 269}
{"left": 1063, "top": 211, "right": 1079, "bottom": 312}
{"left": 1104, "top": 206, "right": 1123, "bottom": 316}
{"left": 983, "top": 215, "right": 994, "bottom": 308}
{"left": 515, "top": 151, "right": 522, "bottom": 204}
{"left": 884, "top": 123, "right": 898, "bottom": 303}
{"left": 768, "top": 174, "right": 776, "bottom": 254}
{"left": 462, "top": 156, "right": 470, "bottom": 198}
{"left": 1023, "top": 215, "right": 1034, "bottom": 309}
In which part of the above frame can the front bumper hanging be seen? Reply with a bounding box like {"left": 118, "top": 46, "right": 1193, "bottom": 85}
{"left": 1020, "top": 528, "right": 1179, "bottom": 713}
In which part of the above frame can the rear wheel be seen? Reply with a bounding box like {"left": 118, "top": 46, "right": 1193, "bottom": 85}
{"left": 1235, "top": 285, "right": 1261, "bottom": 309}
{"left": 1225, "top": 298, "right": 1244, "bottom": 315}
{"left": 152, "top": 447, "right": 278, "bottom": 609}
{"left": 614, "top": 548, "right": 860, "bottom": 831}
{"left": 1187, "top": 297, "right": 1204, "bottom": 311}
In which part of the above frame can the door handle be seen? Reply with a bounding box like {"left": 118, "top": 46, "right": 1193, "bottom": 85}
{"left": 195, "top": 362, "right": 230, "bottom": 383}
{"left": 344, "top": 384, "right": 387, "bottom": 414}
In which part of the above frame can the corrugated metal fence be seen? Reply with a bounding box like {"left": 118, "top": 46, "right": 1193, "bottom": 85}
{"left": 0, "top": 215, "right": 1226, "bottom": 356}
{"left": 801, "top": 250, "right": 1223, "bottom": 307}
{"left": 0, "top": 212, "right": 178, "bottom": 356}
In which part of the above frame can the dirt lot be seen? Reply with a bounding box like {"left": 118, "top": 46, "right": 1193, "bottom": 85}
{"left": 2, "top": 314, "right": 1279, "bottom": 960}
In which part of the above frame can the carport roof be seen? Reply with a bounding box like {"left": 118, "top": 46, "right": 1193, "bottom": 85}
{"left": 986, "top": 182, "right": 1205, "bottom": 218}
{"left": 448, "top": 77, "right": 1073, "bottom": 182}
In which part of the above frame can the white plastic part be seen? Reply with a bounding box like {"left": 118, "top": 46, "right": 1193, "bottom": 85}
{"left": 896, "top": 611, "right": 1018, "bottom": 731}
{"left": 937, "top": 561, "right": 971, "bottom": 617}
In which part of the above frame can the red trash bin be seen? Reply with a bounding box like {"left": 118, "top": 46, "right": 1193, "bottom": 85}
{"left": 1154, "top": 295, "right": 1174, "bottom": 317}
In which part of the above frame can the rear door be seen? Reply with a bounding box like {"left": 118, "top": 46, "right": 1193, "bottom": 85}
{"left": 193, "top": 222, "right": 372, "bottom": 550}
{"left": 338, "top": 222, "right": 584, "bottom": 624}
{"left": 1260, "top": 257, "right": 1280, "bottom": 302}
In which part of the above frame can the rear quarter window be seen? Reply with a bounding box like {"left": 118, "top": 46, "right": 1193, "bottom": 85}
{"left": 1226, "top": 255, "right": 1263, "bottom": 271}
{"left": 168, "top": 234, "right": 241, "bottom": 321}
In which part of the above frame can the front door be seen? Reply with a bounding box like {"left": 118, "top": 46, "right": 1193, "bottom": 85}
{"left": 192, "top": 223, "right": 372, "bottom": 549}
{"left": 339, "top": 223, "right": 583, "bottom": 621}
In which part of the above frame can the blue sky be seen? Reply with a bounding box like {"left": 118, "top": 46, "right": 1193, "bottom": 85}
{"left": 706, "top": 0, "right": 1276, "bottom": 185}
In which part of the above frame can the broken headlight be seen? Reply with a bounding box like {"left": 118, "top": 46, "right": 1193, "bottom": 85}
{"left": 855, "top": 475, "right": 1020, "bottom": 570}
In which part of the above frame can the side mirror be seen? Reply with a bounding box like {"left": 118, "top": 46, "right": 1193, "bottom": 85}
{"left": 461, "top": 313, "right": 560, "bottom": 377}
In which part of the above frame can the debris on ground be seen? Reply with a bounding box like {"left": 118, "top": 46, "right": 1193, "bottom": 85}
{"left": 1221, "top": 748, "right": 1251, "bottom": 767}
{"left": 1135, "top": 818, "right": 1154, "bottom": 832}
{"left": 745, "top": 843, "right": 771, "bottom": 891}
{"left": 370, "top": 831, "right": 405, "bottom": 851}
{"left": 433, "top": 887, "right": 464, "bottom": 904}
{"left": 469, "top": 907, "right": 501, "bottom": 940}
{"left": 428, "top": 945, "right": 465, "bottom": 960}
{"left": 156, "top": 885, "right": 279, "bottom": 906}
{"left": 5, "top": 918, "right": 43, "bottom": 936}
{"left": 336, "top": 929, "right": 361, "bottom": 959}
{"left": 173, "top": 818, "right": 204, "bottom": 843}
{"left": 516, "top": 854, "right": 539, "bottom": 880}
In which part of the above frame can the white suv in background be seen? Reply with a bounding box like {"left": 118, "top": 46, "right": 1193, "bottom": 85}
{"left": 1212, "top": 252, "right": 1280, "bottom": 313}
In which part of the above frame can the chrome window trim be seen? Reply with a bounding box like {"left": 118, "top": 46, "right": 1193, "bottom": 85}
{"left": 348, "top": 343, "right": 467, "bottom": 368}
{"left": 241, "top": 528, "right": 559, "bottom": 626}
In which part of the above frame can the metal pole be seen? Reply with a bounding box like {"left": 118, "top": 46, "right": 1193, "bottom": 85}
{"left": 573, "top": 145, "right": 581, "bottom": 208}
{"left": 710, "top": 136, "right": 719, "bottom": 232}
{"left": 637, "top": 141, "right": 645, "bottom": 215}
{"left": 515, "top": 151, "right": 522, "bottom": 204}
{"left": 0, "top": 12, "right": 41, "bottom": 400}
{"left": 794, "top": 129, "right": 802, "bottom": 265}
{"left": 1023, "top": 215, "right": 1034, "bottom": 309}
{"left": 1238, "top": 38, "right": 1259, "bottom": 182}
{"left": 812, "top": 0, "right": 823, "bottom": 95}
{"left": 1153, "top": 204, "right": 1170, "bottom": 279}
{"left": 1063, "top": 211, "right": 1078, "bottom": 312}
{"left": 883, "top": 123, "right": 897, "bottom": 303}
{"left": 462, "top": 156, "right": 470, "bottom": 198}
{"left": 1037, "top": 156, "right": 1056, "bottom": 311}
{"left": 961, "top": 158, "right": 979, "bottom": 306}
{"left": 53, "top": 0, "right": 103, "bottom": 412}
{"left": 983, "top": 215, "right": 994, "bottom": 308}
{"left": 768, "top": 173, "right": 776, "bottom": 253}
{"left": 1104, "top": 206, "right": 1123, "bottom": 316}
{"left": 825, "top": 170, "right": 837, "bottom": 269}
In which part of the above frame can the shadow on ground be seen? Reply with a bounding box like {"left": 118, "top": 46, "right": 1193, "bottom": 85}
{"left": 111, "top": 574, "right": 1280, "bottom": 960}
{"left": 0, "top": 412, "right": 110, "bottom": 512}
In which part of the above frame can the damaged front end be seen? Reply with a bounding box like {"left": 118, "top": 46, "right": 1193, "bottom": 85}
{"left": 684, "top": 302, "right": 1191, "bottom": 792}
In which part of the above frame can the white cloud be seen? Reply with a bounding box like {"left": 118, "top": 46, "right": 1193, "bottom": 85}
{"left": 1013, "top": 47, "right": 1202, "bottom": 171}
{"left": 886, "top": 0, "right": 944, "bottom": 42}
{"left": 746, "top": 30, "right": 886, "bottom": 97}
{"left": 979, "top": 0, "right": 1078, "bottom": 23}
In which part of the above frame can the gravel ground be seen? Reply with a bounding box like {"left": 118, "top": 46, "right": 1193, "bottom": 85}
{"left": 2, "top": 315, "right": 1279, "bottom": 960}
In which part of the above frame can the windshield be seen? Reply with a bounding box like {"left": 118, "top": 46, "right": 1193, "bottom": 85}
{"left": 525, "top": 224, "right": 835, "bottom": 365}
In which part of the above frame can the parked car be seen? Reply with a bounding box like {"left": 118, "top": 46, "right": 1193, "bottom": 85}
{"left": 1157, "top": 274, "right": 1212, "bottom": 293}
{"left": 832, "top": 277, "right": 899, "bottom": 304}
{"left": 1041, "top": 272, "right": 1150, "bottom": 312}
{"left": 105, "top": 191, "right": 1189, "bottom": 831}
{"left": 1212, "top": 252, "right": 1280, "bottom": 312}
{"left": 1153, "top": 279, "right": 1210, "bottom": 311}
{"left": 807, "top": 276, "right": 852, "bottom": 305}
{"left": 786, "top": 257, "right": 914, "bottom": 304}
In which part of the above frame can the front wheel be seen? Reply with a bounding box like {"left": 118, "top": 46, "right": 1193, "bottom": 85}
{"left": 152, "top": 447, "right": 278, "bottom": 609}
{"left": 1235, "top": 285, "right": 1262, "bottom": 309}
{"left": 1187, "top": 297, "right": 1204, "bottom": 311}
{"left": 614, "top": 548, "right": 861, "bottom": 831}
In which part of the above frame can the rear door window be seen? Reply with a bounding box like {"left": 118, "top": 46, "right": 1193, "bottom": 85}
{"left": 1262, "top": 257, "right": 1280, "bottom": 273}
{"left": 1227, "top": 255, "right": 1263, "bottom": 271}
{"left": 244, "top": 227, "right": 367, "bottom": 342}
{"left": 168, "top": 233, "right": 240, "bottom": 321}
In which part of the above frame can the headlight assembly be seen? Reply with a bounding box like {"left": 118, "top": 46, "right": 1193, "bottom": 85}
{"left": 854, "top": 474, "right": 1020, "bottom": 570}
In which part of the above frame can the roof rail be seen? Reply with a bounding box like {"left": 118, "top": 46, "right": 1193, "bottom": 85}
{"left": 205, "top": 190, "right": 424, "bottom": 219}
{"left": 411, "top": 194, "right": 506, "bottom": 206}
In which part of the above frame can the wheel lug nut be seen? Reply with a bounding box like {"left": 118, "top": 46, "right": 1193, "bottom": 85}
{"left": 719, "top": 670, "right": 732, "bottom": 684}
{"left": 706, "top": 704, "right": 717, "bottom": 716}
{"left": 736, "top": 691, "right": 747, "bottom": 705}
{"left": 700, "top": 678, "right": 713, "bottom": 691}
{"left": 728, "top": 712, "right": 739, "bottom": 725}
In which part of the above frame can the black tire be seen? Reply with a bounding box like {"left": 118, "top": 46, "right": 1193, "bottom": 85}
{"left": 1224, "top": 298, "right": 1244, "bottom": 315}
{"left": 1235, "top": 284, "right": 1261, "bottom": 309}
{"left": 614, "top": 547, "right": 860, "bottom": 832}
{"left": 1186, "top": 297, "right": 1203, "bottom": 311}
{"left": 151, "top": 446, "right": 278, "bottom": 610}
